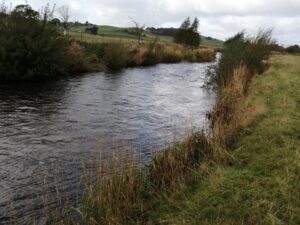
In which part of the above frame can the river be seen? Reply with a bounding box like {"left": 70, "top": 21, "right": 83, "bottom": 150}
{"left": 0, "top": 62, "right": 215, "bottom": 224}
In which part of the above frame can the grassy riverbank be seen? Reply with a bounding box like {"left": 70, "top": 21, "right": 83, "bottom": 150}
{"left": 46, "top": 31, "right": 298, "bottom": 225}
{"left": 74, "top": 40, "right": 216, "bottom": 72}
{"left": 150, "top": 54, "right": 300, "bottom": 224}
{"left": 61, "top": 54, "right": 300, "bottom": 225}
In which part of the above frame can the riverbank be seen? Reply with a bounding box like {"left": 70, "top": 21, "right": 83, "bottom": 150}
{"left": 45, "top": 31, "right": 297, "bottom": 225}
{"left": 59, "top": 54, "right": 300, "bottom": 225}
{"left": 149, "top": 54, "right": 300, "bottom": 224}
{"left": 0, "top": 3, "right": 216, "bottom": 81}
{"left": 73, "top": 39, "right": 216, "bottom": 73}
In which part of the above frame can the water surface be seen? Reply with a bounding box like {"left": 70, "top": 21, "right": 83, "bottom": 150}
{"left": 0, "top": 62, "right": 215, "bottom": 224}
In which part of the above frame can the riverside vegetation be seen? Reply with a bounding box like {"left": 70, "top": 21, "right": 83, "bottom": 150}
{"left": 0, "top": 3, "right": 215, "bottom": 80}
{"left": 2, "top": 3, "right": 298, "bottom": 225}
{"left": 42, "top": 29, "right": 297, "bottom": 225}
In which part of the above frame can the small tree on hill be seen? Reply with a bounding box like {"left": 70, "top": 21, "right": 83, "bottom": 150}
{"left": 57, "top": 5, "right": 70, "bottom": 35}
{"left": 131, "top": 18, "right": 145, "bottom": 44}
{"left": 85, "top": 25, "right": 98, "bottom": 35}
{"left": 286, "top": 45, "right": 300, "bottom": 54}
{"left": 174, "top": 17, "right": 201, "bottom": 48}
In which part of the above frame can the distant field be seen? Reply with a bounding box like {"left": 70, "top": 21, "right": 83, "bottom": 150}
{"left": 69, "top": 25, "right": 224, "bottom": 48}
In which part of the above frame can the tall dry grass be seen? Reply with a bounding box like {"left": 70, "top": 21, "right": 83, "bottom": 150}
{"left": 76, "top": 39, "right": 216, "bottom": 72}
{"left": 67, "top": 42, "right": 100, "bottom": 74}
{"left": 205, "top": 29, "right": 274, "bottom": 92}
{"left": 103, "top": 42, "right": 128, "bottom": 71}
{"left": 45, "top": 132, "right": 213, "bottom": 225}
{"left": 47, "top": 30, "right": 274, "bottom": 225}
{"left": 205, "top": 29, "right": 274, "bottom": 155}
{"left": 208, "top": 66, "right": 251, "bottom": 150}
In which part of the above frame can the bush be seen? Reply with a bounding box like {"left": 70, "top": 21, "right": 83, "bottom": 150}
{"left": 206, "top": 29, "right": 274, "bottom": 91}
{"left": 161, "top": 47, "right": 182, "bottom": 63}
{"left": 67, "top": 42, "right": 98, "bottom": 74}
{"left": 103, "top": 42, "right": 128, "bottom": 71}
{"left": 85, "top": 25, "right": 98, "bottom": 35}
{"left": 0, "top": 4, "right": 71, "bottom": 80}
{"left": 286, "top": 45, "right": 300, "bottom": 54}
{"left": 78, "top": 41, "right": 106, "bottom": 59}
{"left": 195, "top": 49, "right": 215, "bottom": 62}
{"left": 142, "top": 39, "right": 162, "bottom": 65}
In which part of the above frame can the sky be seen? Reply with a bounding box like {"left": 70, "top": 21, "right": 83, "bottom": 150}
{"left": 10, "top": 0, "right": 300, "bottom": 45}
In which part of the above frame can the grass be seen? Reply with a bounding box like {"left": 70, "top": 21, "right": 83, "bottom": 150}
{"left": 69, "top": 25, "right": 224, "bottom": 48}
{"left": 151, "top": 54, "right": 300, "bottom": 225}
{"left": 74, "top": 39, "right": 216, "bottom": 72}
{"left": 67, "top": 25, "right": 219, "bottom": 72}
{"left": 45, "top": 31, "right": 286, "bottom": 225}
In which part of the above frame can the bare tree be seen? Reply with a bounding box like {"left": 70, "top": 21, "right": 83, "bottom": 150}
{"left": 40, "top": 3, "right": 55, "bottom": 23}
{"left": 130, "top": 18, "right": 145, "bottom": 44}
{"left": 57, "top": 5, "right": 70, "bottom": 35}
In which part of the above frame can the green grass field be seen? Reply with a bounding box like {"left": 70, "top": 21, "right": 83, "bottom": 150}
{"left": 69, "top": 25, "right": 224, "bottom": 48}
{"left": 149, "top": 55, "right": 300, "bottom": 224}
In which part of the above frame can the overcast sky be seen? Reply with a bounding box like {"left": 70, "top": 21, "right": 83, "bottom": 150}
{"left": 10, "top": 0, "right": 300, "bottom": 45}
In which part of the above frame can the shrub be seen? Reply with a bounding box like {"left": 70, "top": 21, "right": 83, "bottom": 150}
{"left": 128, "top": 47, "right": 145, "bottom": 67}
{"left": 142, "top": 38, "right": 162, "bottom": 66}
{"left": 0, "top": 4, "right": 71, "bottom": 80}
{"left": 103, "top": 42, "right": 128, "bottom": 71}
{"left": 195, "top": 49, "right": 215, "bottom": 62}
{"left": 206, "top": 29, "right": 274, "bottom": 91}
{"left": 161, "top": 46, "right": 183, "bottom": 63}
{"left": 286, "top": 45, "right": 300, "bottom": 54}
{"left": 183, "top": 50, "right": 197, "bottom": 62}
{"left": 78, "top": 41, "right": 106, "bottom": 59}
{"left": 67, "top": 42, "right": 97, "bottom": 74}
{"left": 85, "top": 25, "right": 98, "bottom": 35}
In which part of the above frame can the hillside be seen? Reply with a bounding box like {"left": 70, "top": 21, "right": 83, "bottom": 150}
{"left": 69, "top": 25, "right": 224, "bottom": 47}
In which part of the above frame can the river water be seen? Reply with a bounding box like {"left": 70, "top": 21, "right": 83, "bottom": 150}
{"left": 0, "top": 62, "right": 215, "bottom": 224}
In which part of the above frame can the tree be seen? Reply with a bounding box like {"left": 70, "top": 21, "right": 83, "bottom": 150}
{"left": 11, "top": 4, "right": 39, "bottom": 20}
{"left": 131, "top": 18, "right": 145, "bottom": 44}
{"left": 57, "top": 5, "right": 70, "bottom": 35}
{"left": 191, "top": 17, "right": 199, "bottom": 32}
{"left": 286, "top": 45, "right": 300, "bottom": 54}
{"left": 85, "top": 25, "right": 98, "bottom": 35}
{"left": 174, "top": 17, "right": 201, "bottom": 48}
{"left": 51, "top": 18, "right": 61, "bottom": 25}
{"left": 180, "top": 17, "right": 191, "bottom": 29}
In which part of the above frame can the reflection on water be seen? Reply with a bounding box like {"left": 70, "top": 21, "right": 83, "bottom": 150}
{"left": 0, "top": 62, "right": 215, "bottom": 224}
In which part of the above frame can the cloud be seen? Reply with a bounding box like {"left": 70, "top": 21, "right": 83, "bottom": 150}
{"left": 9, "top": 0, "right": 300, "bottom": 45}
